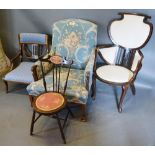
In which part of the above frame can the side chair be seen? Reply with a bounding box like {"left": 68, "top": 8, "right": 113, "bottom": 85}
{"left": 3, "top": 33, "right": 49, "bottom": 93}
{"left": 30, "top": 53, "right": 74, "bottom": 144}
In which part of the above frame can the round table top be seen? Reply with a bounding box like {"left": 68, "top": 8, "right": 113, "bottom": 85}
{"left": 35, "top": 92, "right": 65, "bottom": 112}
{"left": 96, "top": 65, "right": 133, "bottom": 84}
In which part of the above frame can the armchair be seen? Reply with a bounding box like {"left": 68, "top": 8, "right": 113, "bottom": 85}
{"left": 0, "top": 39, "right": 11, "bottom": 76}
{"left": 3, "top": 33, "right": 49, "bottom": 93}
{"left": 27, "top": 19, "right": 97, "bottom": 121}
{"left": 93, "top": 12, "right": 153, "bottom": 112}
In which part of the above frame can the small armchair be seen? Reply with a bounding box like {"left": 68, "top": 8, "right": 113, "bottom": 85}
{"left": 93, "top": 12, "right": 153, "bottom": 112}
{"left": 3, "top": 33, "right": 49, "bottom": 93}
{"left": 27, "top": 19, "right": 97, "bottom": 121}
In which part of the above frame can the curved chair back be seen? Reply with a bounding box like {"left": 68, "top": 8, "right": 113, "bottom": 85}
{"left": 109, "top": 13, "right": 153, "bottom": 49}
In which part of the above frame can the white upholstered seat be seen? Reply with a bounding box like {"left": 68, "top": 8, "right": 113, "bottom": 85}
{"left": 4, "top": 62, "right": 34, "bottom": 83}
{"left": 96, "top": 65, "right": 133, "bottom": 84}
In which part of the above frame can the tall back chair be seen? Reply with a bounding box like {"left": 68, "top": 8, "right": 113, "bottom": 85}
{"left": 3, "top": 33, "right": 48, "bottom": 93}
{"left": 30, "top": 54, "right": 73, "bottom": 144}
{"left": 98, "top": 13, "right": 153, "bottom": 65}
{"left": 93, "top": 13, "right": 153, "bottom": 112}
{"left": 27, "top": 19, "right": 97, "bottom": 121}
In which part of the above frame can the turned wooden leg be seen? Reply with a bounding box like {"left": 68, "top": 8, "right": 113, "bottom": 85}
{"left": 118, "top": 85, "right": 129, "bottom": 113}
{"left": 56, "top": 113, "right": 66, "bottom": 144}
{"left": 30, "top": 110, "right": 36, "bottom": 135}
{"left": 91, "top": 74, "right": 96, "bottom": 100}
{"left": 130, "top": 83, "right": 136, "bottom": 95}
{"left": 80, "top": 104, "right": 87, "bottom": 122}
{"left": 3, "top": 80, "right": 8, "bottom": 93}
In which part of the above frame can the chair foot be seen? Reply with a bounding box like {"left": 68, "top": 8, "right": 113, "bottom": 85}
{"left": 3, "top": 80, "right": 8, "bottom": 93}
{"left": 30, "top": 110, "right": 36, "bottom": 135}
{"left": 118, "top": 107, "right": 122, "bottom": 113}
{"left": 118, "top": 85, "right": 129, "bottom": 113}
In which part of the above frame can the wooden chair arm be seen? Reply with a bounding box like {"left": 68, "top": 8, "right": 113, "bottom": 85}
{"left": 10, "top": 51, "right": 21, "bottom": 70}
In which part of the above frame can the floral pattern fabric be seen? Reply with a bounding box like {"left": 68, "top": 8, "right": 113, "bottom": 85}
{"left": 51, "top": 19, "right": 97, "bottom": 69}
{"left": 27, "top": 68, "right": 88, "bottom": 104}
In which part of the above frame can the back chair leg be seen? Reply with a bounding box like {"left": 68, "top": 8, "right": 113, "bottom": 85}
{"left": 91, "top": 74, "right": 96, "bottom": 100}
{"left": 66, "top": 105, "right": 74, "bottom": 118}
{"left": 118, "top": 85, "right": 129, "bottom": 113}
{"left": 56, "top": 113, "right": 66, "bottom": 144}
{"left": 3, "top": 80, "right": 8, "bottom": 93}
{"left": 30, "top": 110, "right": 36, "bottom": 135}
{"left": 80, "top": 104, "right": 87, "bottom": 122}
{"left": 130, "top": 83, "right": 136, "bottom": 95}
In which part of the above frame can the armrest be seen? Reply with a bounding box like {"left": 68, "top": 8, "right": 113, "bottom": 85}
{"left": 10, "top": 51, "right": 21, "bottom": 70}
{"left": 31, "top": 53, "right": 53, "bottom": 81}
{"left": 84, "top": 49, "right": 96, "bottom": 91}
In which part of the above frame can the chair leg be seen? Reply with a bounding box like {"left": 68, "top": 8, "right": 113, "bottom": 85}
{"left": 3, "top": 80, "right": 8, "bottom": 93}
{"left": 30, "top": 110, "right": 36, "bottom": 135}
{"left": 118, "top": 85, "right": 129, "bottom": 113}
{"left": 29, "top": 95, "right": 34, "bottom": 107}
{"left": 66, "top": 105, "right": 74, "bottom": 118}
{"left": 56, "top": 113, "right": 66, "bottom": 144}
{"left": 91, "top": 74, "right": 96, "bottom": 100}
{"left": 130, "top": 83, "right": 136, "bottom": 95}
{"left": 80, "top": 104, "right": 87, "bottom": 122}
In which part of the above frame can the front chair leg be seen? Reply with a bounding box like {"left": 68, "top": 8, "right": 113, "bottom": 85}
{"left": 130, "top": 83, "right": 136, "bottom": 95}
{"left": 118, "top": 85, "right": 129, "bottom": 113}
{"left": 56, "top": 113, "right": 66, "bottom": 144}
{"left": 30, "top": 110, "right": 36, "bottom": 135}
{"left": 3, "top": 80, "right": 8, "bottom": 93}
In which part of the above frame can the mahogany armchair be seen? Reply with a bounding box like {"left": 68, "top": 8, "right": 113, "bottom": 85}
{"left": 92, "top": 12, "right": 153, "bottom": 112}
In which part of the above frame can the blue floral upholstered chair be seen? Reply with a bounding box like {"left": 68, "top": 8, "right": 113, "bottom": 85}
{"left": 3, "top": 33, "right": 49, "bottom": 93}
{"left": 26, "top": 19, "right": 97, "bottom": 121}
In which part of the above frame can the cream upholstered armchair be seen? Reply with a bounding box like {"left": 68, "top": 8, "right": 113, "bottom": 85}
{"left": 27, "top": 19, "right": 97, "bottom": 121}
{"left": 3, "top": 33, "right": 49, "bottom": 93}
{"left": 93, "top": 12, "right": 153, "bottom": 112}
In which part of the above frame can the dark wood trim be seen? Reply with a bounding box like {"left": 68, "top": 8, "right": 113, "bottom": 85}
{"left": 108, "top": 12, "right": 153, "bottom": 50}
{"left": 31, "top": 65, "right": 39, "bottom": 81}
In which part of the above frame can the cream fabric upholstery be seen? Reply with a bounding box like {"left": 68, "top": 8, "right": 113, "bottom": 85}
{"left": 99, "top": 46, "right": 119, "bottom": 64}
{"left": 4, "top": 62, "right": 34, "bottom": 83}
{"left": 96, "top": 65, "right": 133, "bottom": 83}
{"left": 110, "top": 15, "right": 150, "bottom": 48}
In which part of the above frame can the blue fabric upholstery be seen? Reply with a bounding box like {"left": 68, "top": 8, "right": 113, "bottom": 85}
{"left": 4, "top": 62, "right": 34, "bottom": 83}
{"left": 19, "top": 33, "right": 48, "bottom": 44}
{"left": 51, "top": 19, "right": 97, "bottom": 69}
{"left": 27, "top": 68, "right": 88, "bottom": 104}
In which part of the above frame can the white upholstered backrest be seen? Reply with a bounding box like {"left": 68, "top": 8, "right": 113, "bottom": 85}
{"left": 131, "top": 50, "right": 142, "bottom": 72}
{"left": 110, "top": 14, "right": 151, "bottom": 49}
